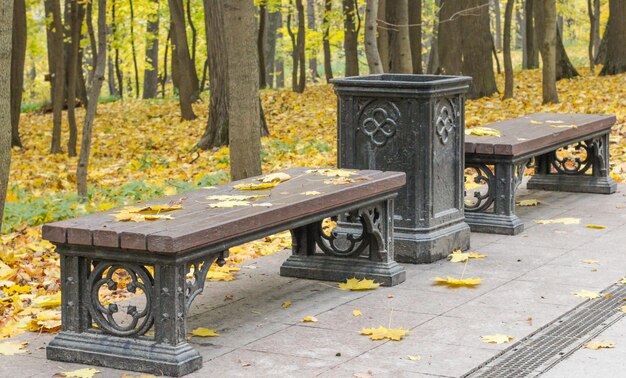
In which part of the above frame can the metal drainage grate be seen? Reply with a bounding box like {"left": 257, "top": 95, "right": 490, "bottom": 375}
{"left": 462, "top": 282, "right": 626, "bottom": 378}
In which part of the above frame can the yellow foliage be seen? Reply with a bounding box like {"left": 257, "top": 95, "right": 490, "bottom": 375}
{"left": 338, "top": 278, "right": 380, "bottom": 291}
{"left": 465, "top": 127, "right": 501, "bottom": 137}
{"left": 433, "top": 276, "right": 482, "bottom": 287}
{"left": 352, "top": 310, "right": 362, "bottom": 317}
{"left": 572, "top": 290, "right": 601, "bottom": 300}
{"left": 302, "top": 316, "right": 318, "bottom": 322}
{"left": 585, "top": 224, "right": 607, "bottom": 230}
{"left": 448, "top": 249, "right": 487, "bottom": 263}
{"left": 534, "top": 218, "right": 581, "bottom": 225}
{"left": 360, "top": 326, "right": 409, "bottom": 341}
{"left": 0, "top": 341, "right": 28, "bottom": 356}
{"left": 584, "top": 340, "right": 615, "bottom": 350}
{"left": 516, "top": 199, "right": 540, "bottom": 207}
{"left": 233, "top": 182, "right": 278, "bottom": 190}
{"left": 481, "top": 334, "right": 514, "bottom": 344}
{"left": 191, "top": 327, "right": 219, "bottom": 337}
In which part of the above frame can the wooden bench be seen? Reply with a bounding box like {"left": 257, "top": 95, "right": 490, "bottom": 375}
{"left": 42, "top": 167, "right": 406, "bottom": 376}
{"left": 464, "top": 113, "right": 617, "bottom": 235}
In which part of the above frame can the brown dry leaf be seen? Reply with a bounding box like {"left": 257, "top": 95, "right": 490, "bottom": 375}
{"left": 465, "top": 127, "right": 501, "bottom": 137}
{"left": 56, "top": 368, "right": 100, "bottom": 378}
{"left": 534, "top": 217, "right": 580, "bottom": 225}
{"left": 585, "top": 224, "right": 607, "bottom": 230}
{"left": 0, "top": 341, "right": 28, "bottom": 356}
{"left": 338, "top": 278, "right": 380, "bottom": 291}
{"left": 572, "top": 290, "right": 601, "bottom": 300}
{"left": 360, "top": 326, "right": 409, "bottom": 341}
{"left": 433, "top": 276, "right": 481, "bottom": 287}
{"left": 302, "top": 316, "right": 318, "bottom": 322}
{"left": 481, "top": 334, "right": 514, "bottom": 344}
{"left": 191, "top": 327, "right": 219, "bottom": 337}
{"left": 517, "top": 199, "right": 540, "bottom": 207}
{"left": 584, "top": 340, "right": 615, "bottom": 350}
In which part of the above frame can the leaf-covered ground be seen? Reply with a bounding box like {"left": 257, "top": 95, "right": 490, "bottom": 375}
{"left": 1, "top": 68, "right": 625, "bottom": 339}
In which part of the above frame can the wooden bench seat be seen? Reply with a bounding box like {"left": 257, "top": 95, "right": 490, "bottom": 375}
{"left": 42, "top": 167, "right": 406, "bottom": 376}
{"left": 464, "top": 113, "right": 617, "bottom": 235}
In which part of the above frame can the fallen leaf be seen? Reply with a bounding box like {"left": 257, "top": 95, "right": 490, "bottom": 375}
{"left": 550, "top": 124, "right": 578, "bottom": 129}
{"left": 360, "top": 326, "right": 409, "bottom": 341}
{"left": 251, "top": 202, "right": 273, "bottom": 207}
{"left": 302, "top": 316, "right": 318, "bottom": 322}
{"left": 306, "top": 168, "right": 357, "bottom": 177}
{"left": 0, "top": 341, "right": 28, "bottom": 355}
{"left": 585, "top": 224, "right": 606, "bottom": 229}
{"left": 259, "top": 172, "right": 291, "bottom": 183}
{"left": 0, "top": 261, "right": 15, "bottom": 281}
{"left": 206, "top": 194, "right": 268, "bottom": 201}
{"left": 545, "top": 120, "right": 565, "bottom": 124}
{"left": 582, "top": 259, "right": 599, "bottom": 264}
{"left": 448, "top": 249, "right": 487, "bottom": 263}
{"left": 529, "top": 120, "right": 544, "bottom": 124}
{"left": 57, "top": 368, "right": 100, "bottom": 378}
{"left": 619, "top": 278, "right": 626, "bottom": 285}
{"left": 324, "top": 177, "right": 367, "bottom": 185}
{"left": 191, "top": 327, "right": 219, "bottom": 337}
{"left": 605, "top": 294, "right": 614, "bottom": 299}
{"left": 338, "top": 278, "right": 380, "bottom": 291}
{"left": 233, "top": 182, "right": 277, "bottom": 190}
{"left": 534, "top": 217, "right": 580, "bottom": 225}
{"left": 407, "top": 355, "right": 422, "bottom": 361}
{"left": 208, "top": 200, "right": 251, "bottom": 208}
{"left": 619, "top": 305, "right": 626, "bottom": 313}
{"left": 481, "top": 334, "right": 514, "bottom": 344}
{"left": 143, "top": 214, "right": 174, "bottom": 221}
{"left": 517, "top": 199, "right": 540, "bottom": 207}
{"left": 584, "top": 340, "right": 615, "bottom": 349}
{"left": 301, "top": 191, "right": 322, "bottom": 196}
{"left": 572, "top": 290, "right": 601, "bottom": 300}
{"left": 282, "top": 300, "right": 292, "bottom": 308}
{"left": 353, "top": 372, "right": 373, "bottom": 378}
{"left": 32, "top": 292, "right": 61, "bottom": 308}
{"left": 352, "top": 310, "right": 362, "bottom": 317}
{"left": 433, "top": 276, "right": 481, "bottom": 287}
{"left": 465, "top": 127, "right": 501, "bottom": 137}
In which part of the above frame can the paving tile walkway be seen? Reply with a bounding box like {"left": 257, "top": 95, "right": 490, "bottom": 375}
{"left": 2, "top": 183, "right": 626, "bottom": 377}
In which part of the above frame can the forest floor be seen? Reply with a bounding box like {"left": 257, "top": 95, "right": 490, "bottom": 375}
{"left": 1, "top": 68, "right": 625, "bottom": 341}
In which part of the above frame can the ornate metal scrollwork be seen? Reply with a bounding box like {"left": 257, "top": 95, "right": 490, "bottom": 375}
{"left": 464, "top": 164, "right": 496, "bottom": 213}
{"left": 434, "top": 98, "right": 458, "bottom": 145}
{"left": 551, "top": 141, "right": 593, "bottom": 175}
{"left": 590, "top": 137, "right": 607, "bottom": 174}
{"left": 358, "top": 101, "right": 400, "bottom": 147}
{"left": 184, "top": 252, "right": 228, "bottom": 311}
{"left": 514, "top": 159, "right": 532, "bottom": 191}
{"left": 87, "top": 261, "right": 154, "bottom": 337}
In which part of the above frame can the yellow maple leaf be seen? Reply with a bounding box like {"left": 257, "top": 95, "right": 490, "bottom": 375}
{"left": 582, "top": 259, "right": 599, "bottom": 264}
{"left": 545, "top": 120, "right": 564, "bottom": 124}
{"left": 360, "top": 326, "right": 409, "bottom": 341}
{"left": 338, "top": 278, "right": 380, "bottom": 291}
{"left": 0, "top": 261, "right": 16, "bottom": 281}
{"left": 323, "top": 177, "right": 368, "bottom": 185}
{"left": 208, "top": 200, "right": 251, "bottom": 208}
{"left": 0, "top": 341, "right": 28, "bottom": 356}
{"left": 534, "top": 217, "right": 580, "bottom": 225}
{"left": 301, "top": 191, "right": 322, "bottom": 196}
{"left": 585, "top": 224, "right": 606, "bottom": 230}
{"left": 481, "top": 334, "right": 514, "bottom": 344}
{"left": 191, "top": 327, "right": 219, "bottom": 337}
{"left": 233, "top": 182, "right": 277, "bottom": 190}
{"left": 143, "top": 214, "right": 174, "bottom": 221}
{"left": 529, "top": 120, "right": 544, "bottom": 124}
{"left": 516, "top": 199, "right": 540, "bottom": 207}
{"left": 302, "top": 316, "right": 318, "bottom": 322}
{"left": 59, "top": 368, "right": 100, "bottom": 378}
{"left": 206, "top": 194, "right": 268, "bottom": 201}
{"left": 448, "top": 249, "right": 487, "bottom": 263}
{"left": 433, "top": 276, "right": 481, "bottom": 287}
{"left": 407, "top": 355, "right": 422, "bottom": 361}
{"left": 306, "top": 168, "right": 357, "bottom": 177}
{"left": 32, "top": 292, "right": 61, "bottom": 308}
{"left": 550, "top": 124, "right": 578, "bottom": 129}
{"left": 259, "top": 172, "right": 291, "bottom": 183}
{"left": 572, "top": 290, "right": 601, "bottom": 300}
{"left": 282, "top": 300, "right": 292, "bottom": 308}
{"left": 584, "top": 340, "right": 615, "bottom": 350}
{"left": 352, "top": 310, "right": 362, "bottom": 317}
{"left": 619, "top": 278, "right": 626, "bottom": 285}
{"left": 136, "top": 204, "right": 183, "bottom": 213}
{"left": 619, "top": 305, "right": 626, "bottom": 313}
{"left": 465, "top": 127, "right": 501, "bottom": 137}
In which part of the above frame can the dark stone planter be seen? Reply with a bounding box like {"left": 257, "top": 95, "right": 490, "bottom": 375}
{"left": 332, "top": 74, "right": 472, "bottom": 263}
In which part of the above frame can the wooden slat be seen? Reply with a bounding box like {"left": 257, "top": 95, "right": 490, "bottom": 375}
{"left": 465, "top": 113, "right": 616, "bottom": 157}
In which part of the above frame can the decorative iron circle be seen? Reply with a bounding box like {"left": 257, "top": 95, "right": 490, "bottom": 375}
{"left": 434, "top": 98, "right": 457, "bottom": 145}
{"left": 317, "top": 213, "right": 369, "bottom": 258}
{"left": 358, "top": 101, "right": 400, "bottom": 147}
{"left": 87, "top": 262, "right": 154, "bottom": 337}
{"left": 464, "top": 164, "right": 496, "bottom": 213}
{"left": 551, "top": 142, "right": 593, "bottom": 175}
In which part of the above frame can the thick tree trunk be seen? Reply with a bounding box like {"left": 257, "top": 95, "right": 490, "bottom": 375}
{"left": 258, "top": 3, "right": 267, "bottom": 89}
{"left": 437, "top": 0, "right": 462, "bottom": 75}
{"left": 408, "top": 0, "right": 422, "bottom": 74}
{"left": 143, "top": 0, "right": 159, "bottom": 99}
{"left": 265, "top": 10, "right": 280, "bottom": 87}
{"left": 0, "top": 0, "right": 13, "bottom": 232}
{"left": 539, "top": 0, "right": 558, "bottom": 103}
{"left": 44, "top": 0, "right": 65, "bottom": 154}
{"left": 426, "top": 0, "right": 440, "bottom": 74}
{"left": 11, "top": 0, "right": 25, "bottom": 148}
{"left": 555, "top": 26, "right": 579, "bottom": 80}
{"left": 66, "top": 1, "right": 85, "bottom": 157}
{"left": 322, "top": 0, "right": 333, "bottom": 80}
{"left": 168, "top": 0, "right": 197, "bottom": 119}
{"left": 493, "top": 0, "right": 502, "bottom": 50}
{"left": 377, "top": 0, "right": 389, "bottom": 72}
{"left": 307, "top": 0, "right": 319, "bottom": 81}
{"left": 592, "top": 0, "right": 600, "bottom": 58}
{"left": 388, "top": 0, "right": 412, "bottom": 73}
{"left": 223, "top": 0, "right": 262, "bottom": 180}
{"left": 587, "top": 0, "right": 598, "bottom": 72}
{"left": 594, "top": 17, "right": 608, "bottom": 65}
{"left": 343, "top": 0, "right": 359, "bottom": 76}
{"left": 77, "top": 0, "right": 107, "bottom": 199}
{"left": 503, "top": 0, "right": 515, "bottom": 99}
{"left": 296, "top": 0, "right": 306, "bottom": 91}
{"left": 524, "top": 0, "right": 539, "bottom": 69}
{"left": 287, "top": 3, "right": 299, "bottom": 91}
{"left": 600, "top": 0, "right": 626, "bottom": 76}
{"left": 365, "top": 0, "right": 383, "bottom": 74}
{"left": 461, "top": 0, "right": 497, "bottom": 99}
{"left": 113, "top": 0, "right": 123, "bottom": 99}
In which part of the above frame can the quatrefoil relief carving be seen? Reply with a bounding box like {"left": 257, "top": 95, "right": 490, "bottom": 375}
{"left": 360, "top": 104, "right": 399, "bottom": 147}
{"left": 434, "top": 98, "right": 459, "bottom": 145}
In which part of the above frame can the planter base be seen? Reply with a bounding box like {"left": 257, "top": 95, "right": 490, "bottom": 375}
{"left": 394, "top": 221, "right": 471, "bottom": 263}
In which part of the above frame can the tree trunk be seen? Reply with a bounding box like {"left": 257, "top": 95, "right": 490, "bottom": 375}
{"left": 275, "top": 11, "right": 285, "bottom": 87}
{"left": 86, "top": 2, "right": 97, "bottom": 86}
{"left": 493, "top": 0, "right": 502, "bottom": 50}
{"left": 592, "top": 0, "right": 600, "bottom": 58}
{"left": 296, "top": 0, "right": 306, "bottom": 91}
{"left": 265, "top": 9, "right": 280, "bottom": 87}
{"left": 197, "top": 0, "right": 229, "bottom": 149}
{"left": 600, "top": 0, "right": 626, "bottom": 75}
{"left": 437, "top": 0, "right": 463, "bottom": 75}
{"left": 143, "top": 0, "right": 160, "bottom": 99}
{"left": 503, "top": 0, "right": 515, "bottom": 99}
{"left": 107, "top": 55, "right": 118, "bottom": 96}
{"left": 555, "top": 26, "right": 579, "bottom": 80}
{"left": 287, "top": 2, "right": 299, "bottom": 91}
{"left": 364, "top": 0, "right": 383, "bottom": 74}
{"left": 515, "top": 0, "right": 523, "bottom": 49}
{"left": 587, "top": 0, "right": 596, "bottom": 72}
{"left": 307, "top": 0, "right": 319, "bottom": 81}
{"left": 388, "top": 0, "right": 412, "bottom": 73}
{"left": 524, "top": 0, "right": 539, "bottom": 69}
{"left": 66, "top": 1, "right": 85, "bottom": 157}
{"left": 44, "top": 0, "right": 65, "bottom": 154}
{"left": 129, "top": 0, "right": 139, "bottom": 98}
{"left": 186, "top": 0, "right": 197, "bottom": 65}
{"left": 162, "top": 28, "right": 171, "bottom": 97}
{"left": 168, "top": 0, "right": 197, "bottom": 119}
{"left": 258, "top": 2, "right": 267, "bottom": 89}
{"left": 77, "top": 0, "right": 107, "bottom": 199}
{"left": 0, "top": 0, "right": 13, "bottom": 232}
{"left": 408, "top": 0, "right": 422, "bottom": 74}
{"left": 11, "top": 0, "right": 25, "bottom": 148}
{"left": 322, "top": 0, "right": 333, "bottom": 80}
{"left": 343, "top": 0, "right": 359, "bottom": 76}
{"left": 223, "top": 0, "right": 262, "bottom": 180}
{"left": 377, "top": 0, "right": 389, "bottom": 72}
{"left": 112, "top": 0, "right": 123, "bottom": 99}
{"left": 594, "top": 16, "right": 608, "bottom": 65}
{"left": 539, "top": 0, "right": 558, "bottom": 103}
{"left": 426, "top": 0, "right": 440, "bottom": 74}
{"left": 461, "top": 0, "right": 498, "bottom": 99}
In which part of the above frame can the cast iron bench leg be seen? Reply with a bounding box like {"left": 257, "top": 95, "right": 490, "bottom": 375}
{"left": 280, "top": 198, "right": 406, "bottom": 286}
{"left": 527, "top": 133, "right": 617, "bottom": 194}
{"left": 46, "top": 250, "right": 230, "bottom": 376}
{"left": 465, "top": 161, "right": 527, "bottom": 235}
